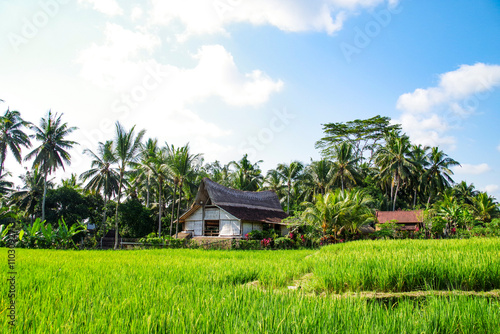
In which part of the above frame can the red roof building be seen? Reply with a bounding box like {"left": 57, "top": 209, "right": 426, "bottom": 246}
{"left": 375, "top": 210, "right": 424, "bottom": 231}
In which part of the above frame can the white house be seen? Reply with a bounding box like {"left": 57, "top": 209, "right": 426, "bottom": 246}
{"left": 179, "top": 178, "right": 289, "bottom": 238}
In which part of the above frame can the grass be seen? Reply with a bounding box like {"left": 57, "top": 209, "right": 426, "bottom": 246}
{"left": 308, "top": 238, "right": 500, "bottom": 293}
{"left": 1, "top": 239, "right": 500, "bottom": 333}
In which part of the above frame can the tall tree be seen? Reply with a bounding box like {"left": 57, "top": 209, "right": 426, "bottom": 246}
{"left": 113, "top": 122, "right": 145, "bottom": 249}
{"left": 138, "top": 138, "right": 159, "bottom": 208}
{"left": 24, "top": 111, "right": 77, "bottom": 222}
{"left": 166, "top": 143, "right": 202, "bottom": 238}
{"left": 316, "top": 115, "right": 401, "bottom": 164}
{"left": 304, "top": 159, "right": 334, "bottom": 197}
{"left": 276, "top": 161, "right": 304, "bottom": 214}
{"left": 408, "top": 144, "right": 430, "bottom": 208}
{"left": 10, "top": 167, "right": 49, "bottom": 220}
{"left": 80, "top": 141, "right": 119, "bottom": 228}
{"left": 147, "top": 147, "right": 169, "bottom": 237}
{"left": 330, "top": 142, "right": 361, "bottom": 191}
{"left": 0, "top": 108, "right": 31, "bottom": 177}
{"left": 230, "top": 154, "right": 263, "bottom": 191}
{"left": 375, "top": 131, "right": 415, "bottom": 211}
{"left": 423, "top": 147, "right": 460, "bottom": 205}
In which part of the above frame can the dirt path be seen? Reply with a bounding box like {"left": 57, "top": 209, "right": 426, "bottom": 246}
{"left": 245, "top": 273, "right": 500, "bottom": 299}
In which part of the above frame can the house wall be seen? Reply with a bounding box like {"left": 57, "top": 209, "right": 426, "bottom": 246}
{"left": 242, "top": 222, "right": 263, "bottom": 235}
{"left": 184, "top": 207, "right": 241, "bottom": 237}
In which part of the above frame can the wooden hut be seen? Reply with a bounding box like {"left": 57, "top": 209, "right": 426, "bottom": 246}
{"left": 179, "top": 178, "right": 289, "bottom": 238}
{"left": 375, "top": 210, "right": 424, "bottom": 231}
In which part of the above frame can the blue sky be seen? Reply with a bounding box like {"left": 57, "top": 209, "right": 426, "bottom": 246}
{"left": 0, "top": 0, "right": 499, "bottom": 197}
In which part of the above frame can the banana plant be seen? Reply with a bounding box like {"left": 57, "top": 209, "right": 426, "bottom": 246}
{"left": 0, "top": 224, "right": 10, "bottom": 247}
{"left": 19, "top": 218, "right": 44, "bottom": 248}
{"left": 55, "top": 218, "right": 86, "bottom": 249}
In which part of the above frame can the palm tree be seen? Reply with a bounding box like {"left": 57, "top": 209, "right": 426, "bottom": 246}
{"left": 375, "top": 132, "right": 415, "bottom": 211}
{"left": 453, "top": 181, "right": 478, "bottom": 206}
{"left": 10, "top": 167, "right": 49, "bottom": 220}
{"left": 148, "top": 147, "right": 169, "bottom": 237}
{"left": 138, "top": 138, "right": 159, "bottom": 208}
{"left": 408, "top": 144, "right": 430, "bottom": 208}
{"left": 0, "top": 108, "right": 31, "bottom": 177}
{"left": 80, "top": 141, "right": 119, "bottom": 228}
{"left": 423, "top": 147, "right": 460, "bottom": 205}
{"left": 303, "top": 159, "right": 334, "bottom": 197}
{"left": 24, "top": 111, "right": 77, "bottom": 222}
{"left": 276, "top": 161, "right": 304, "bottom": 214}
{"left": 330, "top": 142, "right": 360, "bottom": 192}
{"left": 264, "top": 169, "right": 285, "bottom": 202}
{"left": 229, "top": 154, "right": 263, "bottom": 191}
{"left": 471, "top": 192, "right": 499, "bottom": 223}
{"left": 166, "top": 143, "right": 202, "bottom": 238}
{"left": 113, "top": 122, "right": 145, "bottom": 249}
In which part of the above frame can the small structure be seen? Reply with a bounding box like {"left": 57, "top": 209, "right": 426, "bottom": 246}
{"left": 179, "top": 178, "right": 289, "bottom": 238}
{"left": 100, "top": 229, "right": 121, "bottom": 249}
{"left": 375, "top": 210, "right": 424, "bottom": 231}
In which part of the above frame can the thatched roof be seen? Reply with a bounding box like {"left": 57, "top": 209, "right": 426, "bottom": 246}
{"left": 375, "top": 210, "right": 424, "bottom": 224}
{"left": 180, "top": 178, "right": 288, "bottom": 224}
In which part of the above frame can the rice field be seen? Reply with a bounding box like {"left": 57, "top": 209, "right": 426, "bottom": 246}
{"left": 1, "top": 239, "right": 500, "bottom": 333}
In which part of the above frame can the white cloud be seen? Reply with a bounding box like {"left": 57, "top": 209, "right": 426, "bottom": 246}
{"left": 395, "top": 63, "right": 500, "bottom": 148}
{"left": 76, "top": 23, "right": 161, "bottom": 90}
{"left": 149, "top": 0, "right": 399, "bottom": 39}
{"left": 77, "top": 26, "right": 283, "bottom": 106}
{"left": 453, "top": 163, "right": 491, "bottom": 175}
{"left": 131, "top": 6, "right": 143, "bottom": 21}
{"left": 75, "top": 25, "right": 283, "bottom": 157}
{"left": 483, "top": 184, "right": 499, "bottom": 194}
{"left": 78, "top": 0, "right": 123, "bottom": 16}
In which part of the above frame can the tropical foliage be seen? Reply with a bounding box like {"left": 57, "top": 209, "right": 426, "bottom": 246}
{"left": 0, "top": 105, "right": 497, "bottom": 248}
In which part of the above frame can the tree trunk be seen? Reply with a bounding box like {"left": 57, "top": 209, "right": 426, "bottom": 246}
{"left": 114, "top": 169, "right": 124, "bottom": 249}
{"left": 102, "top": 193, "right": 108, "bottom": 232}
{"left": 393, "top": 178, "right": 400, "bottom": 211}
{"left": 158, "top": 179, "right": 162, "bottom": 237}
{"left": 146, "top": 175, "right": 150, "bottom": 208}
{"left": 169, "top": 183, "right": 177, "bottom": 236}
{"left": 41, "top": 168, "right": 48, "bottom": 222}
{"left": 287, "top": 182, "right": 290, "bottom": 214}
{"left": 175, "top": 184, "right": 182, "bottom": 239}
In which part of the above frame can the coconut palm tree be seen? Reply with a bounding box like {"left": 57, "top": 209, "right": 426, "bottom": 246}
{"left": 423, "top": 147, "right": 460, "bottom": 205}
{"left": 113, "top": 122, "right": 145, "bottom": 249}
{"left": 166, "top": 143, "right": 202, "bottom": 238}
{"left": 303, "top": 159, "right": 334, "bottom": 197}
{"left": 453, "top": 181, "right": 478, "bottom": 206}
{"left": 264, "top": 169, "right": 285, "bottom": 203}
{"left": 330, "top": 142, "right": 361, "bottom": 192}
{"left": 138, "top": 138, "right": 159, "bottom": 208}
{"left": 10, "top": 167, "right": 48, "bottom": 220}
{"left": 276, "top": 161, "right": 304, "bottom": 214}
{"left": 80, "top": 140, "right": 119, "bottom": 228}
{"left": 147, "top": 147, "right": 169, "bottom": 236}
{"left": 229, "top": 154, "right": 263, "bottom": 191}
{"left": 408, "top": 144, "right": 430, "bottom": 208}
{"left": 0, "top": 108, "right": 31, "bottom": 177}
{"left": 471, "top": 192, "right": 499, "bottom": 223}
{"left": 375, "top": 132, "right": 415, "bottom": 211}
{"left": 24, "top": 111, "right": 77, "bottom": 222}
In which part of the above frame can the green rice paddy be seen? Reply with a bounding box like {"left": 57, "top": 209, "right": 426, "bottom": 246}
{"left": 2, "top": 239, "right": 500, "bottom": 333}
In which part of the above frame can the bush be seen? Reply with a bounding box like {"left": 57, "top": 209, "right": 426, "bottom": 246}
{"left": 235, "top": 239, "right": 261, "bottom": 250}
{"left": 274, "top": 237, "right": 294, "bottom": 249}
